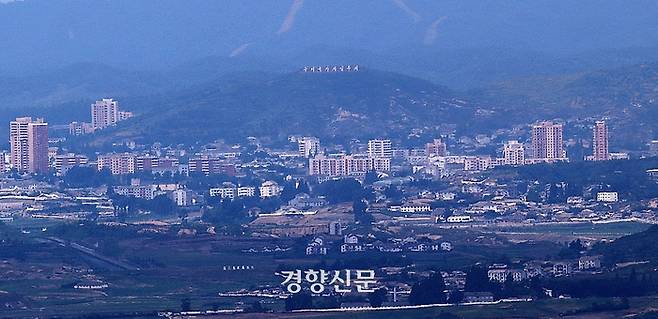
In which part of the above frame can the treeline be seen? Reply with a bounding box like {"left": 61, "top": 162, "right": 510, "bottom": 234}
{"left": 547, "top": 270, "right": 658, "bottom": 298}
{"left": 514, "top": 158, "right": 658, "bottom": 201}
{"left": 111, "top": 194, "right": 179, "bottom": 219}
{"left": 408, "top": 265, "right": 658, "bottom": 306}
{"left": 591, "top": 225, "right": 658, "bottom": 265}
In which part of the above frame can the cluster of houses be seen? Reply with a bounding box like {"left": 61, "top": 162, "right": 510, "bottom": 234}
{"left": 305, "top": 234, "right": 453, "bottom": 256}
{"left": 370, "top": 174, "right": 639, "bottom": 226}
{"left": 208, "top": 181, "right": 283, "bottom": 200}
{"left": 486, "top": 256, "right": 603, "bottom": 284}
{"left": 111, "top": 178, "right": 284, "bottom": 207}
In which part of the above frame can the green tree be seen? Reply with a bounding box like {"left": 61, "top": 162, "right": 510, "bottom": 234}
{"left": 315, "top": 178, "right": 367, "bottom": 203}
{"left": 409, "top": 272, "right": 447, "bottom": 305}
{"left": 353, "top": 199, "right": 373, "bottom": 225}
{"left": 364, "top": 171, "right": 379, "bottom": 185}
{"left": 464, "top": 266, "right": 491, "bottom": 292}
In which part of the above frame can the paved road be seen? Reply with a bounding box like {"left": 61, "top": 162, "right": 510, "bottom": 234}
{"left": 45, "top": 236, "right": 140, "bottom": 271}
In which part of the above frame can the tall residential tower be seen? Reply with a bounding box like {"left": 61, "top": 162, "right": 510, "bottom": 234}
{"left": 503, "top": 140, "right": 525, "bottom": 166}
{"left": 10, "top": 117, "right": 49, "bottom": 173}
{"left": 592, "top": 120, "right": 609, "bottom": 161}
{"left": 531, "top": 121, "right": 565, "bottom": 161}
{"left": 91, "top": 98, "right": 119, "bottom": 130}
{"left": 367, "top": 139, "right": 392, "bottom": 158}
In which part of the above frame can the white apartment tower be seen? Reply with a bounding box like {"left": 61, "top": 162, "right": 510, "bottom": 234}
{"left": 531, "top": 121, "right": 565, "bottom": 161}
{"left": 503, "top": 140, "right": 525, "bottom": 166}
{"left": 91, "top": 98, "right": 119, "bottom": 130}
{"left": 10, "top": 117, "right": 49, "bottom": 173}
{"left": 298, "top": 137, "right": 320, "bottom": 158}
{"left": 425, "top": 139, "right": 447, "bottom": 157}
{"left": 367, "top": 139, "right": 392, "bottom": 158}
{"left": 9, "top": 117, "right": 31, "bottom": 172}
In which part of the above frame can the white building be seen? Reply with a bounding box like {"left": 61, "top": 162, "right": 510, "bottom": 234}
{"left": 531, "top": 121, "right": 566, "bottom": 161}
{"left": 53, "top": 153, "right": 89, "bottom": 175}
{"left": 259, "top": 181, "right": 282, "bottom": 198}
{"left": 209, "top": 185, "right": 256, "bottom": 199}
{"left": 114, "top": 184, "right": 158, "bottom": 200}
{"left": 503, "top": 140, "right": 525, "bottom": 166}
{"left": 172, "top": 189, "right": 191, "bottom": 206}
{"left": 308, "top": 154, "right": 390, "bottom": 176}
{"left": 209, "top": 187, "right": 236, "bottom": 199}
{"left": 488, "top": 268, "right": 509, "bottom": 283}
{"left": 372, "top": 157, "right": 391, "bottom": 172}
{"left": 596, "top": 192, "right": 618, "bottom": 202}
{"left": 368, "top": 139, "right": 392, "bottom": 158}
{"left": 298, "top": 137, "right": 320, "bottom": 158}
{"left": 69, "top": 121, "right": 95, "bottom": 135}
{"left": 608, "top": 152, "right": 629, "bottom": 160}
{"left": 447, "top": 215, "right": 472, "bottom": 223}
{"left": 488, "top": 267, "right": 527, "bottom": 283}
{"left": 236, "top": 186, "right": 256, "bottom": 197}
{"left": 578, "top": 256, "right": 601, "bottom": 270}
{"left": 400, "top": 203, "right": 432, "bottom": 213}
{"left": 305, "top": 237, "right": 327, "bottom": 255}
{"left": 464, "top": 156, "right": 492, "bottom": 171}
{"left": 91, "top": 98, "right": 119, "bottom": 130}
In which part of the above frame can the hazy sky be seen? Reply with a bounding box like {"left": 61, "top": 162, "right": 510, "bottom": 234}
{"left": 1, "top": 0, "right": 658, "bottom": 72}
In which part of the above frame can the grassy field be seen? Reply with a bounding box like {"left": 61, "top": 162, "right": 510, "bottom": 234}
{"left": 210, "top": 296, "right": 658, "bottom": 319}
{"left": 1, "top": 220, "right": 654, "bottom": 318}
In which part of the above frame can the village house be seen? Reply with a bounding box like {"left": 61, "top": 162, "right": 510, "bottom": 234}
{"left": 578, "top": 256, "right": 602, "bottom": 270}
{"left": 553, "top": 261, "right": 573, "bottom": 277}
{"left": 305, "top": 237, "right": 328, "bottom": 255}
{"left": 340, "top": 234, "right": 365, "bottom": 253}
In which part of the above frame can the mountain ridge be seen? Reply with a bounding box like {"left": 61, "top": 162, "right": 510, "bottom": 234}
{"left": 82, "top": 61, "right": 658, "bottom": 150}
{"left": 83, "top": 68, "right": 476, "bottom": 146}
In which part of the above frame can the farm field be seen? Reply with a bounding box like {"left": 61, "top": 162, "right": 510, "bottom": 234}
{"left": 1, "top": 221, "right": 653, "bottom": 318}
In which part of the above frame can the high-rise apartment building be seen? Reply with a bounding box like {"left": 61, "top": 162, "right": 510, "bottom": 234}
{"left": 367, "top": 139, "right": 392, "bottom": 158}
{"left": 28, "top": 121, "right": 49, "bottom": 174}
{"left": 531, "top": 121, "right": 565, "bottom": 161}
{"left": 503, "top": 140, "right": 525, "bottom": 166}
{"left": 298, "top": 137, "right": 320, "bottom": 158}
{"left": 10, "top": 117, "right": 49, "bottom": 173}
{"left": 425, "top": 139, "right": 447, "bottom": 157}
{"left": 9, "top": 117, "right": 31, "bottom": 172}
{"left": 91, "top": 98, "right": 119, "bottom": 130}
{"left": 592, "top": 120, "right": 609, "bottom": 161}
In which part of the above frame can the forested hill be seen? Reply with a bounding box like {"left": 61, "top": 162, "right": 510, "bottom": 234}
{"left": 592, "top": 225, "right": 658, "bottom": 265}
{"left": 84, "top": 69, "right": 481, "bottom": 145}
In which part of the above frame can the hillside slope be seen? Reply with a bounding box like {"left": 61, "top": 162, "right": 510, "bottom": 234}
{"left": 592, "top": 225, "right": 658, "bottom": 265}
{"left": 86, "top": 69, "right": 479, "bottom": 145}
{"left": 83, "top": 61, "right": 658, "bottom": 148}
{"left": 473, "top": 61, "right": 658, "bottom": 149}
